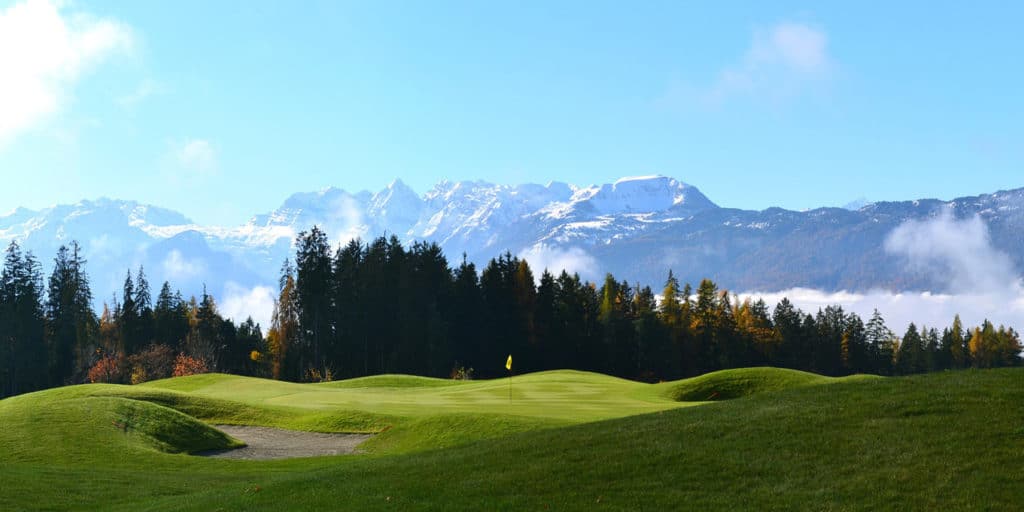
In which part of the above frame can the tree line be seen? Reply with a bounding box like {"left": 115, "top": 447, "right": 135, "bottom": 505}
{"left": 263, "top": 227, "right": 1022, "bottom": 382}
{"left": 0, "top": 241, "right": 262, "bottom": 397}
{"left": 1, "top": 229, "right": 1020, "bottom": 397}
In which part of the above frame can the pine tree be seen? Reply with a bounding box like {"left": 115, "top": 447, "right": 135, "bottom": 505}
{"left": 948, "top": 315, "right": 967, "bottom": 368}
{"left": 660, "top": 270, "right": 682, "bottom": 325}
{"left": 154, "top": 282, "right": 189, "bottom": 351}
{"left": 923, "top": 327, "right": 940, "bottom": 372}
{"left": 186, "top": 287, "right": 223, "bottom": 368}
{"left": 633, "top": 284, "right": 667, "bottom": 380}
{"left": 598, "top": 274, "right": 636, "bottom": 377}
{"left": 551, "top": 271, "right": 589, "bottom": 371}
{"left": 937, "top": 328, "right": 954, "bottom": 371}
{"left": 865, "top": 309, "right": 895, "bottom": 375}
{"left": 134, "top": 266, "right": 154, "bottom": 350}
{"left": 692, "top": 279, "right": 719, "bottom": 373}
{"left": 813, "top": 306, "right": 846, "bottom": 376}
{"left": 511, "top": 259, "right": 537, "bottom": 372}
{"left": 841, "top": 312, "right": 867, "bottom": 374}
{"left": 1, "top": 242, "right": 48, "bottom": 396}
{"left": 332, "top": 238, "right": 364, "bottom": 377}
{"left": 45, "top": 242, "right": 96, "bottom": 384}
{"left": 533, "top": 269, "right": 557, "bottom": 370}
{"left": 294, "top": 226, "right": 333, "bottom": 377}
{"left": 995, "top": 326, "right": 1022, "bottom": 367}
{"left": 772, "top": 298, "right": 803, "bottom": 369}
{"left": 118, "top": 270, "right": 138, "bottom": 354}
{"left": 235, "top": 317, "right": 265, "bottom": 376}
{"left": 716, "top": 290, "right": 741, "bottom": 369}
{"left": 897, "top": 323, "right": 925, "bottom": 374}
{"left": 480, "top": 253, "right": 519, "bottom": 377}
{"left": 402, "top": 241, "right": 452, "bottom": 377}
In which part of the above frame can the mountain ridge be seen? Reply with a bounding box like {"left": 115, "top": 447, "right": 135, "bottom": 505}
{"left": 2, "top": 176, "right": 1023, "bottom": 315}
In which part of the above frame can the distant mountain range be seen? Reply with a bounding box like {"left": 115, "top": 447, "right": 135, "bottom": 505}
{"left": 2, "top": 176, "right": 1022, "bottom": 311}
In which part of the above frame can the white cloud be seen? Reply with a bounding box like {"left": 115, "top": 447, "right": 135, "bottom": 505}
{"left": 176, "top": 138, "right": 217, "bottom": 173}
{"left": 518, "top": 244, "right": 598, "bottom": 282}
{"left": 755, "top": 22, "right": 829, "bottom": 73}
{"left": 884, "top": 208, "right": 1021, "bottom": 296}
{"left": 321, "top": 193, "right": 367, "bottom": 246}
{"left": 738, "top": 288, "right": 1024, "bottom": 337}
{"left": 663, "top": 21, "right": 832, "bottom": 108}
{"left": 162, "top": 249, "right": 205, "bottom": 280}
{"left": 220, "top": 282, "right": 275, "bottom": 330}
{"left": 0, "top": 0, "right": 133, "bottom": 144}
{"left": 738, "top": 210, "right": 1024, "bottom": 334}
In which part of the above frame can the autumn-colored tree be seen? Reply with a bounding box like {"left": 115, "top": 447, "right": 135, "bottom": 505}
{"left": 735, "top": 298, "right": 777, "bottom": 364}
{"left": 88, "top": 354, "right": 126, "bottom": 384}
{"left": 969, "top": 321, "right": 1022, "bottom": 368}
{"left": 269, "top": 260, "right": 299, "bottom": 380}
{"left": 172, "top": 353, "right": 209, "bottom": 377}
{"left": 126, "top": 344, "right": 176, "bottom": 384}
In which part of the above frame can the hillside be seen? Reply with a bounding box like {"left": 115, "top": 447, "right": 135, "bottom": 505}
{"left": 2, "top": 368, "right": 1022, "bottom": 510}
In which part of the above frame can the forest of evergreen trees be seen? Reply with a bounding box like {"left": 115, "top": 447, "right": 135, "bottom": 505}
{"left": 1, "top": 226, "right": 1021, "bottom": 398}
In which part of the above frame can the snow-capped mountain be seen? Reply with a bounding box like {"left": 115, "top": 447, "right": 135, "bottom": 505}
{"left": 2, "top": 176, "right": 1023, "bottom": 324}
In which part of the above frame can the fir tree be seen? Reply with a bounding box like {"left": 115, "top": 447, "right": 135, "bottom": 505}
{"left": 897, "top": 323, "right": 925, "bottom": 374}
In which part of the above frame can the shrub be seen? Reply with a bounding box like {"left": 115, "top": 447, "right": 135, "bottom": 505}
{"left": 450, "top": 364, "right": 474, "bottom": 381}
{"left": 172, "top": 354, "right": 210, "bottom": 377}
{"left": 129, "top": 366, "right": 149, "bottom": 385}
{"left": 88, "top": 354, "right": 126, "bottom": 384}
{"left": 303, "top": 366, "right": 334, "bottom": 383}
{"left": 126, "top": 344, "right": 176, "bottom": 384}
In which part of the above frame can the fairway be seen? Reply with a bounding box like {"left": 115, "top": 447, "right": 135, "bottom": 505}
{"left": 1, "top": 367, "right": 1022, "bottom": 510}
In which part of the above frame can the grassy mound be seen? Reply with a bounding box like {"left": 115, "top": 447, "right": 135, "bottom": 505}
{"left": 0, "top": 389, "right": 241, "bottom": 463}
{"left": 93, "top": 384, "right": 396, "bottom": 434}
{"left": 657, "top": 366, "right": 872, "bottom": 401}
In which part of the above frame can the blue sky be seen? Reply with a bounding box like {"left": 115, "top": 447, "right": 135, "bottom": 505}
{"left": 1, "top": 0, "right": 1021, "bottom": 225}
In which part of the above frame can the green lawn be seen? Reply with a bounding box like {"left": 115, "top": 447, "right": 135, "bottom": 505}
{"left": 1, "top": 367, "right": 1022, "bottom": 510}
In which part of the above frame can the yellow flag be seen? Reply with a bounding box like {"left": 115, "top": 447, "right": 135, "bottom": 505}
{"left": 505, "top": 354, "right": 512, "bottom": 371}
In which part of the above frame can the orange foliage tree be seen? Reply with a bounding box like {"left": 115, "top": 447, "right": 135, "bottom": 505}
{"left": 172, "top": 354, "right": 209, "bottom": 377}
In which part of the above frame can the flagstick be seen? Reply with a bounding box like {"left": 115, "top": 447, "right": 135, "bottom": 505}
{"left": 506, "top": 355, "right": 513, "bottom": 402}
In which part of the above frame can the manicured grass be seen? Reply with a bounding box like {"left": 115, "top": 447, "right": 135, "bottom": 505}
{"left": 142, "top": 369, "right": 685, "bottom": 423}
{"left": 653, "top": 366, "right": 880, "bottom": 401}
{"left": 2, "top": 367, "right": 1023, "bottom": 510}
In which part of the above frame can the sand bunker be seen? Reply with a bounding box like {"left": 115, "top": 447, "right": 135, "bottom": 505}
{"left": 199, "top": 425, "right": 374, "bottom": 460}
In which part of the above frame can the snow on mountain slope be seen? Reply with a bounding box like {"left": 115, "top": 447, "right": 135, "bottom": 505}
{"left": 410, "top": 180, "right": 577, "bottom": 254}
{"left": 368, "top": 179, "right": 425, "bottom": 235}
{"left": 576, "top": 175, "right": 716, "bottom": 215}
{"left": 3, "top": 177, "right": 1023, "bottom": 325}
{"left": 0, "top": 176, "right": 722, "bottom": 314}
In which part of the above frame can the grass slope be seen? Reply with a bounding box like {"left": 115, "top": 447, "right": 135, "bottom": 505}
{"left": 2, "top": 367, "right": 1022, "bottom": 511}
{"left": 655, "top": 366, "right": 879, "bottom": 401}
